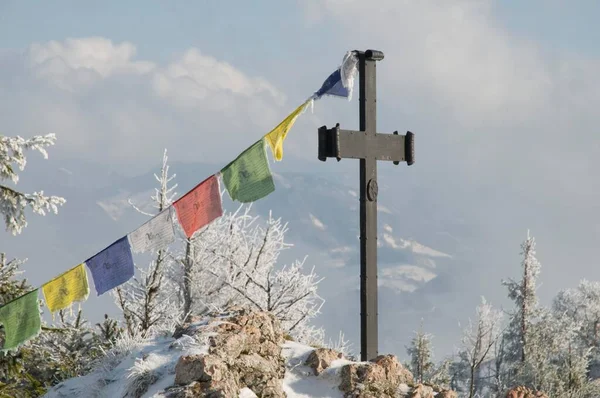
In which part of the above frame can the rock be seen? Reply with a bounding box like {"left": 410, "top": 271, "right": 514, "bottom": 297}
{"left": 174, "top": 354, "right": 230, "bottom": 385}
{"left": 409, "top": 384, "right": 435, "bottom": 398}
{"left": 173, "top": 310, "right": 286, "bottom": 397}
{"left": 209, "top": 331, "right": 248, "bottom": 363}
{"left": 339, "top": 354, "right": 415, "bottom": 398}
{"left": 235, "top": 353, "right": 285, "bottom": 396}
{"left": 370, "top": 354, "right": 414, "bottom": 385}
{"left": 506, "top": 386, "right": 549, "bottom": 398}
{"left": 339, "top": 363, "right": 399, "bottom": 398}
{"left": 305, "top": 348, "right": 344, "bottom": 375}
{"left": 172, "top": 380, "right": 239, "bottom": 398}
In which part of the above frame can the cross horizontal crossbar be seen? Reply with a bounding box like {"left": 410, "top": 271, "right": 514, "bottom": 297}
{"left": 318, "top": 125, "right": 414, "bottom": 164}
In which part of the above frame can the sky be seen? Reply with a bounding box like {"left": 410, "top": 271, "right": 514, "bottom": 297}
{"left": 2, "top": 0, "right": 600, "bottom": 357}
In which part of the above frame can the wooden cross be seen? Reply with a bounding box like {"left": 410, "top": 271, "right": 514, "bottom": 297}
{"left": 318, "top": 49, "right": 415, "bottom": 361}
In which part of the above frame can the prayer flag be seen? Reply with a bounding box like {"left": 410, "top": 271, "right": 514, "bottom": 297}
{"left": 340, "top": 50, "right": 358, "bottom": 99}
{"left": 264, "top": 101, "right": 308, "bottom": 161}
{"left": 221, "top": 139, "right": 275, "bottom": 203}
{"left": 128, "top": 207, "right": 175, "bottom": 253}
{"left": 86, "top": 237, "right": 135, "bottom": 295}
{"left": 42, "top": 264, "right": 89, "bottom": 313}
{"left": 0, "top": 290, "right": 41, "bottom": 352}
{"left": 312, "top": 51, "right": 358, "bottom": 101}
{"left": 173, "top": 175, "right": 222, "bottom": 238}
{"left": 313, "top": 69, "right": 349, "bottom": 99}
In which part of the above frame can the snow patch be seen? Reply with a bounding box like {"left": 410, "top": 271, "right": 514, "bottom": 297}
{"left": 330, "top": 246, "right": 353, "bottom": 254}
{"left": 273, "top": 173, "right": 291, "bottom": 188}
{"left": 97, "top": 190, "right": 154, "bottom": 221}
{"left": 400, "top": 238, "right": 451, "bottom": 258}
{"left": 380, "top": 232, "right": 452, "bottom": 259}
{"left": 383, "top": 233, "right": 400, "bottom": 249}
{"left": 379, "top": 265, "right": 437, "bottom": 293}
{"left": 378, "top": 205, "right": 392, "bottom": 214}
{"left": 45, "top": 332, "right": 366, "bottom": 398}
{"left": 309, "top": 214, "right": 326, "bottom": 231}
{"left": 282, "top": 341, "right": 346, "bottom": 397}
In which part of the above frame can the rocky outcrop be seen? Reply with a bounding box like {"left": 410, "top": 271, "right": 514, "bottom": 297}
{"left": 305, "top": 348, "right": 344, "bottom": 375}
{"left": 338, "top": 354, "right": 414, "bottom": 398}
{"left": 169, "top": 308, "right": 286, "bottom": 398}
{"left": 167, "top": 308, "right": 457, "bottom": 398}
{"left": 506, "top": 386, "right": 549, "bottom": 398}
{"left": 407, "top": 384, "right": 435, "bottom": 398}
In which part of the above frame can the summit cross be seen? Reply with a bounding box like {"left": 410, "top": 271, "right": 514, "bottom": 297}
{"left": 317, "top": 49, "right": 415, "bottom": 361}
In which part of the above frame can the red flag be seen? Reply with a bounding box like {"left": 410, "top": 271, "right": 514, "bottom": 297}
{"left": 174, "top": 175, "right": 223, "bottom": 238}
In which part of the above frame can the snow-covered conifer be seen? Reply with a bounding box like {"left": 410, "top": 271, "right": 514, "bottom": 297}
{"left": 114, "top": 149, "right": 180, "bottom": 337}
{"left": 502, "top": 230, "right": 542, "bottom": 365}
{"left": 406, "top": 324, "right": 435, "bottom": 384}
{"left": 0, "top": 133, "right": 65, "bottom": 235}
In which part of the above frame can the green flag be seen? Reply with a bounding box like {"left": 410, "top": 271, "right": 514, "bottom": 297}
{"left": 221, "top": 139, "right": 275, "bottom": 203}
{"left": 0, "top": 290, "right": 41, "bottom": 352}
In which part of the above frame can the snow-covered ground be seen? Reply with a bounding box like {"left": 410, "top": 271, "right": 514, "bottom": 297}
{"left": 44, "top": 333, "right": 354, "bottom": 398}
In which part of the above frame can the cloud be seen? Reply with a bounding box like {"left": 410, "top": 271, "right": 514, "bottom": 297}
{"left": 300, "top": 0, "right": 600, "bottom": 186}
{"left": 27, "top": 37, "right": 155, "bottom": 91}
{"left": 303, "top": 0, "right": 551, "bottom": 122}
{"left": 0, "top": 38, "right": 289, "bottom": 175}
{"left": 379, "top": 264, "right": 437, "bottom": 293}
{"left": 299, "top": 0, "right": 600, "bottom": 354}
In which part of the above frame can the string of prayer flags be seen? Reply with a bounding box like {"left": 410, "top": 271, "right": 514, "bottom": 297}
{"left": 86, "top": 237, "right": 135, "bottom": 296}
{"left": 264, "top": 101, "right": 309, "bottom": 161}
{"left": 173, "top": 175, "right": 222, "bottom": 238}
{"left": 42, "top": 264, "right": 89, "bottom": 314}
{"left": 128, "top": 207, "right": 175, "bottom": 253}
{"left": 0, "top": 290, "right": 41, "bottom": 352}
{"left": 0, "top": 51, "right": 359, "bottom": 326}
{"left": 221, "top": 139, "right": 275, "bottom": 203}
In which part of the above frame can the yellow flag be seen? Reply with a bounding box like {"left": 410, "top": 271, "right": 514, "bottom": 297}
{"left": 42, "top": 264, "right": 90, "bottom": 313}
{"left": 264, "top": 101, "right": 309, "bottom": 161}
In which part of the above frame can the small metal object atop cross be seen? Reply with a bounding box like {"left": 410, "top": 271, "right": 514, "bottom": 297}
{"left": 317, "top": 49, "right": 415, "bottom": 361}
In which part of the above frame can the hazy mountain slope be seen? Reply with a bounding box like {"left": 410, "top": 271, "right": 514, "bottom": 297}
{"left": 2, "top": 157, "right": 474, "bottom": 358}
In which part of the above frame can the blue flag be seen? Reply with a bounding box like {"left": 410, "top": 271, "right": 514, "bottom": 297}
{"left": 85, "top": 237, "right": 135, "bottom": 295}
{"left": 313, "top": 69, "right": 349, "bottom": 99}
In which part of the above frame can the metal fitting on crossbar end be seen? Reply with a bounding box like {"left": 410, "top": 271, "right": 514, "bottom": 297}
{"left": 365, "top": 49, "right": 384, "bottom": 61}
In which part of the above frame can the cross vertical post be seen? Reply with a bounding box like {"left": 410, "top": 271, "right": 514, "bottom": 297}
{"left": 359, "top": 51, "right": 379, "bottom": 361}
{"left": 317, "top": 49, "right": 414, "bottom": 362}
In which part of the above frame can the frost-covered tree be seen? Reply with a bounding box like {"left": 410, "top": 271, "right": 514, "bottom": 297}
{"left": 171, "top": 204, "right": 325, "bottom": 343}
{"left": 26, "top": 310, "right": 107, "bottom": 387}
{"left": 0, "top": 253, "right": 37, "bottom": 395}
{"left": 488, "top": 333, "right": 509, "bottom": 397}
{"left": 502, "top": 230, "right": 541, "bottom": 365}
{"left": 457, "top": 297, "right": 504, "bottom": 398}
{"left": 114, "top": 149, "right": 181, "bottom": 338}
{"left": 554, "top": 280, "right": 600, "bottom": 353}
{"left": 1, "top": 133, "right": 65, "bottom": 235}
{"left": 406, "top": 325, "right": 435, "bottom": 384}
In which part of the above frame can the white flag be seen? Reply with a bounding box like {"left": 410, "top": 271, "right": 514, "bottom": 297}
{"left": 128, "top": 207, "right": 175, "bottom": 253}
